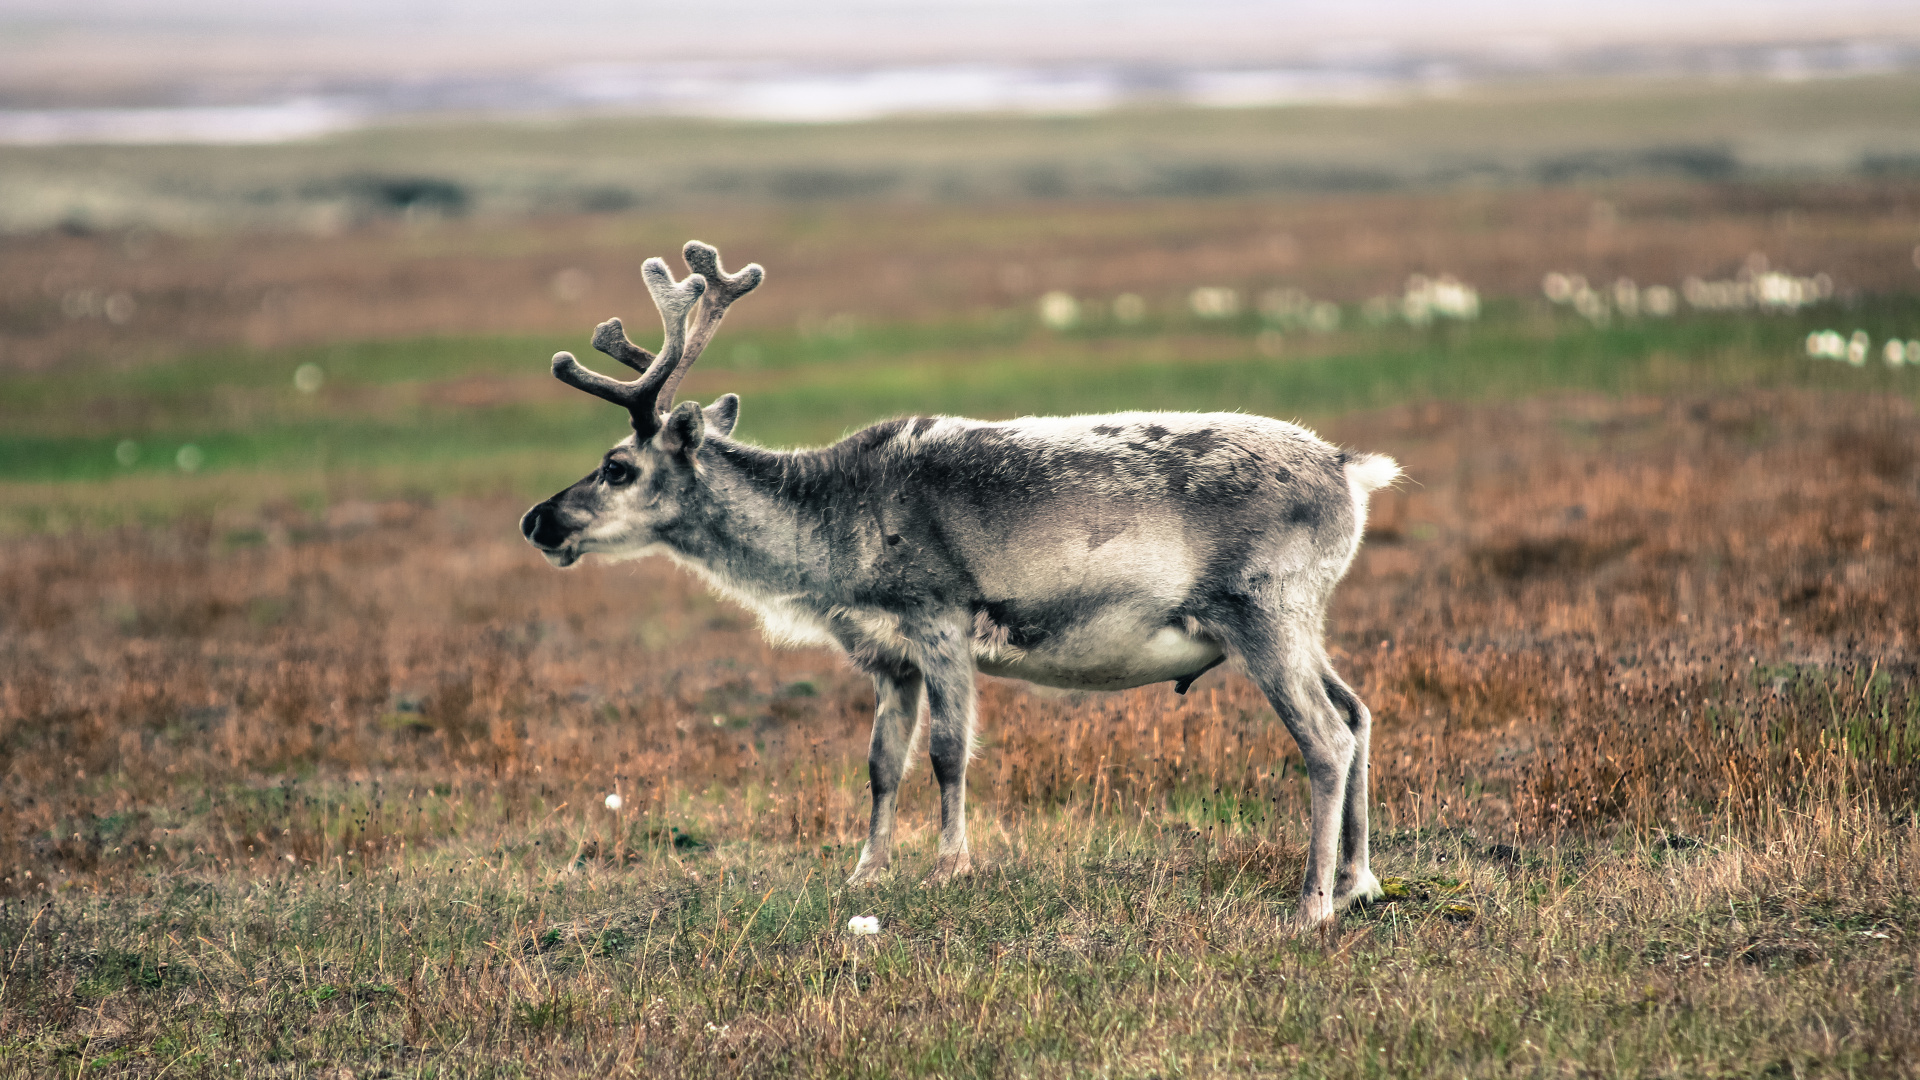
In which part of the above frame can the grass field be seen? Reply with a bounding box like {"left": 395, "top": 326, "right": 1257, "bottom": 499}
{"left": 4, "top": 95, "right": 1920, "bottom": 1076}
{"left": 3, "top": 384, "right": 1918, "bottom": 1077}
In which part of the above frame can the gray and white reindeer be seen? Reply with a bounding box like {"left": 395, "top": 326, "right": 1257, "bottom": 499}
{"left": 520, "top": 242, "right": 1400, "bottom": 925}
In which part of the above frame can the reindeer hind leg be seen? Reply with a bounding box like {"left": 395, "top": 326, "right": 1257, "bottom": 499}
{"left": 1324, "top": 668, "right": 1382, "bottom": 910}
{"left": 1219, "top": 613, "right": 1357, "bottom": 927}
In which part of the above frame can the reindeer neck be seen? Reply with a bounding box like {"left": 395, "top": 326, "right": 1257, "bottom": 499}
{"left": 664, "top": 437, "right": 859, "bottom": 601}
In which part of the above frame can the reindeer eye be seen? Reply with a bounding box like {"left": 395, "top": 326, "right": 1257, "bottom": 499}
{"left": 601, "top": 458, "right": 635, "bottom": 487}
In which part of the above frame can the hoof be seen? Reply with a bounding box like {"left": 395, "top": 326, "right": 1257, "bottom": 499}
{"left": 1333, "top": 869, "right": 1384, "bottom": 911}
{"left": 845, "top": 852, "right": 891, "bottom": 887}
{"left": 1294, "top": 891, "right": 1336, "bottom": 929}
{"left": 922, "top": 852, "right": 972, "bottom": 885}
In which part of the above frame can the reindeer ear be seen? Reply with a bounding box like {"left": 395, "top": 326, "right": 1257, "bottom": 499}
{"left": 659, "top": 400, "right": 706, "bottom": 456}
{"left": 702, "top": 394, "right": 740, "bottom": 438}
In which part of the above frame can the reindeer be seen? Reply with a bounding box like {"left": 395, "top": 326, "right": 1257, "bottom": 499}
{"left": 520, "top": 242, "right": 1400, "bottom": 925}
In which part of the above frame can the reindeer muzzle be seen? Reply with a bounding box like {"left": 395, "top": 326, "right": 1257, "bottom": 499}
{"left": 520, "top": 501, "right": 576, "bottom": 563}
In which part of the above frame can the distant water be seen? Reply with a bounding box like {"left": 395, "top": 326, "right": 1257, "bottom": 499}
{"left": 0, "top": 100, "right": 360, "bottom": 146}
{"left": 1, "top": 40, "right": 1913, "bottom": 146}
{"left": 0, "top": 62, "right": 1389, "bottom": 145}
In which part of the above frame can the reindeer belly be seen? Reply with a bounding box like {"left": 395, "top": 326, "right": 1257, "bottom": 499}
{"left": 973, "top": 609, "right": 1225, "bottom": 692}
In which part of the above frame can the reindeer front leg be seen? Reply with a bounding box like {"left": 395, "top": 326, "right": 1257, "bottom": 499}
{"left": 847, "top": 665, "right": 924, "bottom": 885}
{"left": 919, "top": 625, "right": 978, "bottom": 884}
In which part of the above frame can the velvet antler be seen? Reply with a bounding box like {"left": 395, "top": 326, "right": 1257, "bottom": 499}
{"left": 550, "top": 256, "right": 708, "bottom": 435}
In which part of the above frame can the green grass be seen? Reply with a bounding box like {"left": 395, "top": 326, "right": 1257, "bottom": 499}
{"left": 5, "top": 298, "right": 1918, "bottom": 504}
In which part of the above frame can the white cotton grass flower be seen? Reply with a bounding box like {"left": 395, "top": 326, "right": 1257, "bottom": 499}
{"left": 1306, "top": 300, "right": 1342, "bottom": 333}
{"left": 1543, "top": 272, "right": 1670, "bottom": 319}
{"left": 1806, "top": 330, "right": 1848, "bottom": 360}
{"left": 1571, "top": 284, "right": 1608, "bottom": 325}
{"left": 1188, "top": 286, "right": 1240, "bottom": 318}
{"left": 1403, "top": 274, "right": 1480, "bottom": 326}
{"left": 1752, "top": 270, "right": 1831, "bottom": 311}
{"left": 1848, "top": 330, "right": 1871, "bottom": 367}
{"left": 1037, "top": 291, "right": 1079, "bottom": 331}
{"left": 1258, "top": 287, "right": 1311, "bottom": 323}
{"left": 1679, "top": 254, "right": 1832, "bottom": 313}
{"left": 103, "top": 292, "right": 136, "bottom": 324}
{"left": 1612, "top": 278, "right": 1641, "bottom": 318}
{"left": 1885, "top": 340, "right": 1908, "bottom": 367}
{"left": 1256, "top": 288, "right": 1339, "bottom": 332}
{"left": 604, "top": 792, "right": 623, "bottom": 811}
{"left": 293, "top": 363, "right": 324, "bottom": 394}
{"left": 846, "top": 915, "right": 881, "bottom": 936}
{"left": 175, "top": 444, "right": 204, "bottom": 473}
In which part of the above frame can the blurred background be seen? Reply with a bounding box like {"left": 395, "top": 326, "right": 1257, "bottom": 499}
{"left": 5, "top": 0, "right": 1920, "bottom": 509}
{"left": 5, "top": 0, "right": 1920, "bottom": 505}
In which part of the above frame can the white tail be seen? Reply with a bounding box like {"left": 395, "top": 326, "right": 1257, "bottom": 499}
{"left": 1347, "top": 452, "right": 1402, "bottom": 493}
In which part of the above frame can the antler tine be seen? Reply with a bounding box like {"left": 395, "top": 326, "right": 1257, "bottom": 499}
{"left": 585, "top": 258, "right": 707, "bottom": 380}
{"left": 552, "top": 351, "right": 648, "bottom": 411}
{"left": 658, "top": 240, "right": 764, "bottom": 409}
{"left": 641, "top": 255, "right": 707, "bottom": 367}
{"left": 590, "top": 317, "right": 654, "bottom": 374}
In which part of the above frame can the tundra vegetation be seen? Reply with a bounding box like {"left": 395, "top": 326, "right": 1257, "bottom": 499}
{"left": 3, "top": 95, "right": 1920, "bottom": 1076}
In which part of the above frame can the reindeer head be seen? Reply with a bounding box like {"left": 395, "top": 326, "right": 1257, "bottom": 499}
{"left": 520, "top": 241, "right": 762, "bottom": 567}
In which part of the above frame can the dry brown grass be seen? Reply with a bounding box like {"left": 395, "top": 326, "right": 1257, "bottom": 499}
{"left": 0, "top": 386, "right": 1917, "bottom": 1075}
{"left": 4, "top": 163, "right": 1920, "bottom": 1071}
{"left": 2, "top": 386, "right": 1914, "bottom": 893}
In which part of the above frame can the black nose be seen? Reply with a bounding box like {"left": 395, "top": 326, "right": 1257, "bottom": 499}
{"left": 520, "top": 502, "right": 567, "bottom": 548}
